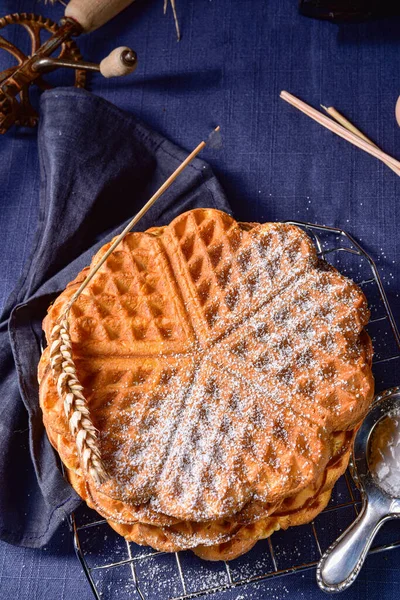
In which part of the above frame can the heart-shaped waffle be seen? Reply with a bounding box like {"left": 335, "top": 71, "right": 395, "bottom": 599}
{"left": 39, "top": 209, "right": 373, "bottom": 538}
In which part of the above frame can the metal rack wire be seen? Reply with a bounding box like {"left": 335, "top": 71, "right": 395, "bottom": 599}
{"left": 68, "top": 221, "right": 400, "bottom": 600}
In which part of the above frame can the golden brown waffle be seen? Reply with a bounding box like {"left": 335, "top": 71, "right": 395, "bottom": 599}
{"left": 99, "top": 429, "right": 356, "bottom": 558}
{"left": 38, "top": 208, "right": 374, "bottom": 559}
{"left": 41, "top": 424, "right": 353, "bottom": 556}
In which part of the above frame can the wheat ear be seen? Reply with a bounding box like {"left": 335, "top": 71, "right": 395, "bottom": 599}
{"left": 49, "top": 313, "right": 108, "bottom": 485}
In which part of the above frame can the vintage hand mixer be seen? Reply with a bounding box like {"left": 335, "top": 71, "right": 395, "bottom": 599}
{"left": 0, "top": 0, "right": 140, "bottom": 134}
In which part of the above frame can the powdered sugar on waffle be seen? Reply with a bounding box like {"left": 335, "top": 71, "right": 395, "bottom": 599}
{"left": 41, "top": 210, "right": 374, "bottom": 527}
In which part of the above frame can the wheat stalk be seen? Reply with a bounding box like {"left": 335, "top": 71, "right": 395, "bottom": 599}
{"left": 47, "top": 131, "right": 216, "bottom": 485}
{"left": 49, "top": 313, "right": 108, "bottom": 485}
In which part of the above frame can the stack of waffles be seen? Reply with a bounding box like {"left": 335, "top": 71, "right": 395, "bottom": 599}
{"left": 38, "top": 209, "right": 374, "bottom": 560}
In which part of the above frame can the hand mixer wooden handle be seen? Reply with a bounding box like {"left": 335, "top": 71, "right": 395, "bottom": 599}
{"left": 100, "top": 47, "right": 137, "bottom": 77}
{"left": 64, "top": 1, "right": 137, "bottom": 78}
{"left": 65, "top": 0, "right": 134, "bottom": 33}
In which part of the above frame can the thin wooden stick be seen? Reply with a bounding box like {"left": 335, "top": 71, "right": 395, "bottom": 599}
{"left": 320, "top": 105, "right": 374, "bottom": 145}
{"left": 170, "top": 0, "right": 181, "bottom": 41}
{"left": 320, "top": 105, "right": 400, "bottom": 177}
{"left": 163, "top": 0, "right": 180, "bottom": 40}
{"left": 62, "top": 127, "right": 219, "bottom": 315}
{"left": 50, "top": 127, "right": 219, "bottom": 485}
{"left": 280, "top": 91, "right": 400, "bottom": 172}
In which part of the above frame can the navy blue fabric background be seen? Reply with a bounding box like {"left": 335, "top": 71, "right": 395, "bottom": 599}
{"left": 0, "top": 0, "right": 399, "bottom": 598}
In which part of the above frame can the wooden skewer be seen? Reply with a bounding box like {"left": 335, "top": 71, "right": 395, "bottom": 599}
{"left": 320, "top": 105, "right": 374, "bottom": 145}
{"left": 62, "top": 127, "right": 220, "bottom": 314}
{"left": 321, "top": 105, "right": 400, "bottom": 177}
{"left": 280, "top": 91, "right": 400, "bottom": 172}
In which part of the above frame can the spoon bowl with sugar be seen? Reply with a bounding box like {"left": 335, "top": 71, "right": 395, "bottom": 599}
{"left": 316, "top": 387, "right": 400, "bottom": 593}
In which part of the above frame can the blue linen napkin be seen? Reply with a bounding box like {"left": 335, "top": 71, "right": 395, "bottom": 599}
{"left": 0, "top": 87, "right": 231, "bottom": 548}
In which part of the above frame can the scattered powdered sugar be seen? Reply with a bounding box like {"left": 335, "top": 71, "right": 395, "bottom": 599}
{"left": 85, "top": 525, "right": 295, "bottom": 599}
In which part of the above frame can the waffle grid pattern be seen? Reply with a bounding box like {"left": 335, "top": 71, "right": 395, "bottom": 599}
{"left": 40, "top": 210, "right": 374, "bottom": 540}
{"left": 68, "top": 221, "right": 400, "bottom": 600}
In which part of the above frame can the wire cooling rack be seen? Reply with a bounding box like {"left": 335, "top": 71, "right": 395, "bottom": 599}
{"left": 68, "top": 221, "right": 400, "bottom": 600}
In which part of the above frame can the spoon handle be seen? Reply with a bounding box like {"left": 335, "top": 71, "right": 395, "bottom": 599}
{"left": 316, "top": 499, "right": 390, "bottom": 592}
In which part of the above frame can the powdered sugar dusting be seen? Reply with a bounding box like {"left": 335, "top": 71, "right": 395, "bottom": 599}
{"left": 63, "top": 212, "right": 373, "bottom": 527}
{"left": 45, "top": 211, "right": 373, "bottom": 552}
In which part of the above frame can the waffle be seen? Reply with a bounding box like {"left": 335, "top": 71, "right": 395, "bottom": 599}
{"left": 38, "top": 208, "right": 374, "bottom": 559}
{"left": 95, "top": 429, "right": 356, "bottom": 559}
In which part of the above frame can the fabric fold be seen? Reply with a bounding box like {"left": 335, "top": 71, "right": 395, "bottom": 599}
{"left": 0, "top": 88, "right": 230, "bottom": 547}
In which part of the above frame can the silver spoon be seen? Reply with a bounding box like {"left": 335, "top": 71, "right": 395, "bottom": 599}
{"left": 316, "top": 387, "right": 400, "bottom": 593}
